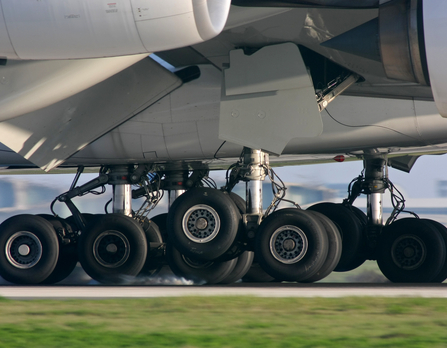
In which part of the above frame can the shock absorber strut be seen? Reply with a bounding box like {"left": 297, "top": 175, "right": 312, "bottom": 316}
{"left": 242, "top": 148, "right": 268, "bottom": 240}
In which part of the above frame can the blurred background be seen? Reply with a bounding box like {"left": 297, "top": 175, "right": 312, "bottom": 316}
{"left": 1, "top": 154, "right": 446, "bottom": 283}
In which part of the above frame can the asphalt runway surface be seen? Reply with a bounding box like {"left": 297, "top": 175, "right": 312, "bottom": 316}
{"left": 1, "top": 283, "right": 447, "bottom": 299}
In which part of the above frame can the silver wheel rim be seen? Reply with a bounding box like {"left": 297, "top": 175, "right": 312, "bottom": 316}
{"left": 182, "top": 205, "right": 221, "bottom": 243}
{"left": 93, "top": 230, "right": 130, "bottom": 268}
{"left": 5, "top": 231, "right": 42, "bottom": 269}
{"left": 391, "top": 234, "right": 426, "bottom": 270}
{"left": 270, "top": 225, "right": 308, "bottom": 264}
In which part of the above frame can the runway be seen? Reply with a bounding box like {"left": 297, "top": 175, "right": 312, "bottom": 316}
{"left": 1, "top": 283, "right": 447, "bottom": 299}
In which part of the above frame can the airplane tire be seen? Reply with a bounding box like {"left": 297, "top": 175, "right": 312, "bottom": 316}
{"left": 377, "top": 218, "right": 446, "bottom": 283}
{"left": 150, "top": 213, "right": 168, "bottom": 240}
{"left": 300, "top": 210, "right": 342, "bottom": 283}
{"left": 0, "top": 214, "right": 59, "bottom": 284}
{"left": 422, "top": 219, "right": 447, "bottom": 283}
{"left": 78, "top": 214, "right": 147, "bottom": 284}
{"left": 167, "top": 188, "right": 240, "bottom": 261}
{"left": 219, "top": 251, "right": 254, "bottom": 284}
{"left": 255, "top": 208, "right": 328, "bottom": 281}
{"left": 139, "top": 219, "right": 164, "bottom": 277}
{"left": 307, "top": 202, "right": 366, "bottom": 272}
{"left": 242, "top": 262, "right": 276, "bottom": 282}
{"left": 215, "top": 192, "right": 248, "bottom": 262}
{"left": 344, "top": 205, "right": 368, "bottom": 225}
{"left": 38, "top": 216, "right": 78, "bottom": 284}
{"left": 167, "top": 244, "right": 237, "bottom": 284}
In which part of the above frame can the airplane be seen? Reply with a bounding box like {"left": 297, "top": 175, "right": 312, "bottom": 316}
{"left": 0, "top": 0, "right": 445, "bottom": 285}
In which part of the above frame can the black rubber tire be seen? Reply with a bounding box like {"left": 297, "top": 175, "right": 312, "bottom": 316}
{"left": 167, "top": 245, "right": 237, "bottom": 284}
{"left": 377, "top": 218, "right": 446, "bottom": 283}
{"left": 0, "top": 214, "right": 59, "bottom": 284}
{"left": 307, "top": 202, "right": 366, "bottom": 272}
{"left": 150, "top": 213, "right": 168, "bottom": 239}
{"left": 229, "top": 192, "right": 246, "bottom": 214}
{"left": 78, "top": 214, "right": 147, "bottom": 284}
{"left": 215, "top": 192, "right": 248, "bottom": 262}
{"left": 219, "top": 251, "right": 254, "bottom": 284}
{"left": 242, "top": 263, "right": 276, "bottom": 282}
{"left": 422, "top": 219, "right": 447, "bottom": 283}
{"left": 38, "top": 216, "right": 78, "bottom": 284}
{"left": 167, "top": 188, "right": 241, "bottom": 261}
{"left": 344, "top": 205, "right": 368, "bottom": 225}
{"left": 255, "top": 208, "right": 328, "bottom": 281}
{"left": 139, "top": 219, "right": 164, "bottom": 276}
{"left": 300, "top": 210, "right": 342, "bottom": 283}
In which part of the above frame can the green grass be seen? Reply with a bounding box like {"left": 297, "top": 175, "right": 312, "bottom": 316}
{"left": 0, "top": 297, "right": 446, "bottom": 347}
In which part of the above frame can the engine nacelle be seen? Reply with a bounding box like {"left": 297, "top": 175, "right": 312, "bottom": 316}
{"left": 0, "top": 0, "right": 231, "bottom": 60}
{"left": 322, "top": 0, "right": 447, "bottom": 117}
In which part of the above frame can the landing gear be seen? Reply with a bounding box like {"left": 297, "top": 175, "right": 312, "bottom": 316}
{"left": 167, "top": 187, "right": 241, "bottom": 261}
{"left": 307, "top": 203, "right": 366, "bottom": 272}
{"left": 255, "top": 209, "right": 329, "bottom": 281}
{"left": 167, "top": 244, "right": 238, "bottom": 284}
{"left": 0, "top": 215, "right": 59, "bottom": 284}
{"left": 78, "top": 214, "right": 147, "bottom": 284}
{"left": 377, "top": 218, "right": 446, "bottom": 282}
{"left": 38, "top": 215, "right": 78, "bottom": 284}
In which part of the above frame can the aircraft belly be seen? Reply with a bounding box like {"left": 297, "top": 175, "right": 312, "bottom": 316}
{"left": 0, "top": 58, "right": 181, "bottom": 171}
{"left": 72, "top": 65, "right": 447, "bottom": 167}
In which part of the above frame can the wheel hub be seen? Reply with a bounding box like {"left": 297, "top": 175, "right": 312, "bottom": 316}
{"left": 93, "top": 230, "right": 130, "bottom": 268}
{"left": 182, "top": 205, "right": 221, "bottom": 243}
{"left": 5, "top": 231, "right": 42, "bottom": 269}
{"left": 391, "top": 235, "right": 426, "bottom": 270}
{"left": 270, "top": 225, "right": 308, "bottom": 264}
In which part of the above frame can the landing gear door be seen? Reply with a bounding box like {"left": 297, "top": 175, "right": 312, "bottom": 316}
{"left": 219, "top": 43, "right": 322, "bottom": 155}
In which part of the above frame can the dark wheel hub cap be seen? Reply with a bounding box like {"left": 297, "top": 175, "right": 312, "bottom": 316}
{"left": 182, "top": 205, "right": 221, "bottom": 243}
{"left": 94, "top": 231, "right": 130, "bottom": 268}
{"left": 6, "top": 232, "right": 42, "bottom": 269}
{"left": 270, "top": 226, "right": 308, "bottom": 264}
{"left": 392, "top": 235, "right": 426, "bottom": 270}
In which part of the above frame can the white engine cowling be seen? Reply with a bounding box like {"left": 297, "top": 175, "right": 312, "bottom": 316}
{"left": 424, "top": 0, "right": 447, "bottom": 117}
{"left": 0, "top": 0, "right": 231, "bottom": 60}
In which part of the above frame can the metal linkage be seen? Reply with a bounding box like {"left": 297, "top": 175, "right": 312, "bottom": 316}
{"left": 343, "top": 153, "right": 418, "bottom": 251}
{"left": 132, "top": 172, "right": 164, "bottom": 222}
{"left": 223, "top": 148, "right": 300, "bottom": 243}
{"left": 52, "top": 165, "right": 161, "bottom": 232}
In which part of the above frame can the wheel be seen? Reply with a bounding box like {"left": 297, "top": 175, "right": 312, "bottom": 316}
{"left": 215, "top": 192, "right": 247, "bottom": 262}
{"left": 38, "top": 216, "right": 78, "bottom": 284}
{"left": 377, "top": 218, "right": 446, "bottom": 283}
{"left": 242, "top": 263, "right": 276, "bottom": 282}
{"left": 219, "top": 251, "right": 254, "bottom": 284}
{"left": 300, "top": 210, "right": 342, "bottom": 283}
{"left": 307, "top": 202, "right": 366, "bottom": 272}
{"left": 167, "top": 245, "right": 237, "bottom": 284}
{"left": 422, "top": 219, "right": 447, "bottom": 283}
{"left": 139, "top": 218, "right": 164, "bottom": 277}
{"left": 255, "top": 208, "right": 328, "bottom": 281}
{"left": 150, "top": 213, "right": 168, "bottom": 239}
{"left": 167, "top": 188, "right": 241, "bottom": 261}
{"left": 78, "top": 214, "right": 147, "bottom": 284}
{"left": 344, "top": 205, "right": 367, "bottom": 225}
{"left": 0, "top": 215, "right": 59, "bottom": 284}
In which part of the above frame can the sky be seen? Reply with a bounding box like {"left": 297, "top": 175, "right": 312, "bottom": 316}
{"left": 17, "top": 152, "right": 447, "bottom": 200}
{"left": 272, "top": 153, "right": 447, "bottom": 199}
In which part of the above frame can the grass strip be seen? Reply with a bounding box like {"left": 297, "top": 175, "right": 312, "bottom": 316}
{"left": 0, "top": 296, "right": 446, "bottom": 347}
